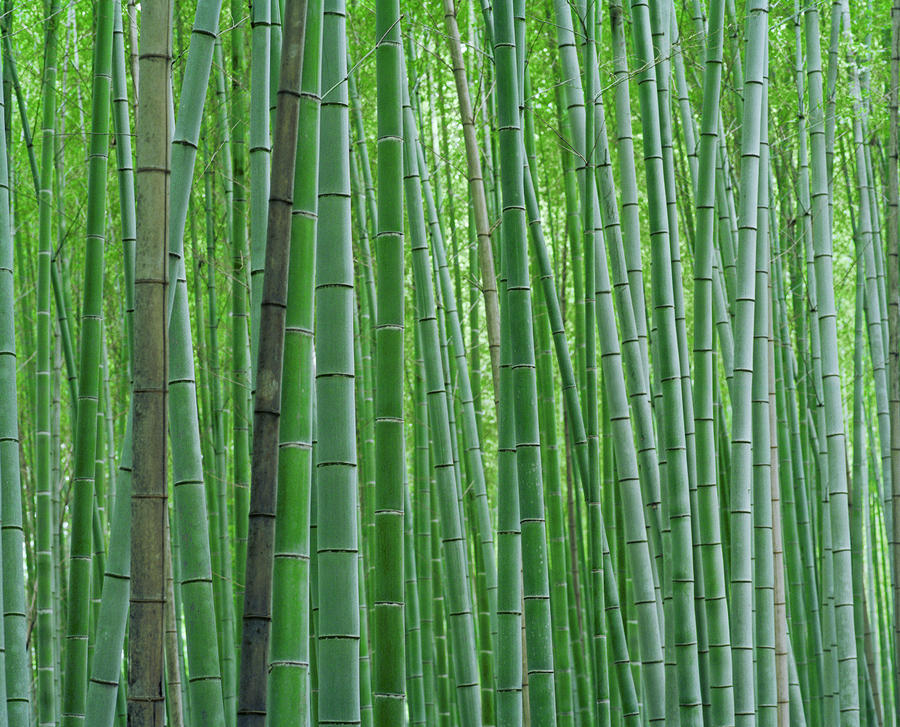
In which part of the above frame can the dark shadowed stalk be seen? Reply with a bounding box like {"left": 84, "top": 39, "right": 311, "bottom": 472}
{"left": 236, "top": 0, "right": 308, "bottom": 722}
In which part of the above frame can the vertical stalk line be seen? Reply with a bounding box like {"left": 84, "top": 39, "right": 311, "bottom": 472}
{"left": 888, "top": 0, "right": 900, "bottom": 714}
{"left": 604, "top": 0, "right": 665, "bottom": 579}
{"left": 579, "top": 4, "right": 609, "bottom": 721}
{"left": 236, "top": 0, "right": 307, "bottom": 722}
{"left": 408, "top": 70, "right": 498, "bottom": 673}
{"left": 373, "top": 0, "right": 405, "bottom": 722}
{"left": 769, "top": 269, "right": 790, "bottom": 725}
{"left": 0, "top": 5, "right": 29, "bottom": 723}
{"left": 722, "top": 0, "right": 767, "bottom": 722}
{"left": 629, "top": 0, "right": 705, "bottom": 720}
{"left": 347, "top": 67, "right": 377, "bottom": 320}
{"left": 315, "top": 2, "right": 360, "bottom": 724}
{"left": 248, "top": 0, "right": 273, "bottom": 379}
{"left": 533, "top": 256, "right": 575, "bottom": 727}
{"left": 751, "top": 73, "right": 776, "bottom": 726}
{"left": 266, "top": 2, "right": 321, "bottom": 726}
{"left": 691, "top": 0, "right": 735, "bottom": 718}
{"left": 112, "top": 0, "right": 137, "bottom": 385}
{"left": 229, "top": 0, "right": 253, "bottom": 644}
{"left": 596, "top": 10, "right": 670, "bottom": 708}
{"left": 412, "top": 329, "right": 436, "bottom": 726}
{"left": 650, "top": 0, "right": 699, "bottom": 554}
{"left": 349, "top": 137, "right": 377, "bottom": 633}
{"left": 204, "top": 157, "right": 236, "bottom": 726}
{"left": 190, "top": 183, "right": 219, "bottom": 721}
{"left": 404, "top": 481, "right": 426, "bottom": 726}
{"left": 169, "top": 152, "right": 229, "bottom": 724}
{"left": 524, "top": 71, "right": 663, "bottom": 727}
{"left": 84, "top": 1, "right": 138, "bottom": 722}
{"left": 805, "top": 3, "right": 862, "bottom": 723}
{"left": 127, "top": 0, "right": 171, "bottom": 683}
{"left": 166, "top": 9, "right": 235, "bottom": 721}
{"left": 554, "top": 22, "right": 668, "bottom": 708}
{"left": 347, "top": 81, "right": 377, "bottom": 619}
{"left": 163, "top": 3, "right": 234, "bottom": 725}
{"left": 60, "top": 0, "right": 113, "bottom": 722}
{"left": 495, "top": 116, "right": 523, "bottom": 727}
{"left": 129, "top": 0, "right": 171, "bottom": 683}
{"left": 852, "top": 258, "right": 870, "bottom": 722}
{"left": 840, "top": 2, "right": 893, "bottom": 634}
{"left": 403, "top": 63, "right": 483, "bottom": 727}
{"left": 771, "top": 199, "right": 813, "bottom": 724}
{"left": 789, "top": 6, "right": 826, "bottom": 712}
{"left": 35, "top": 0, "right": 61, "bottom": 723}
{"left": 308, "top": 431, "right": 319, "bottom": 727}
{"left": 353, "top": 300, "right": 375, "bottom": 727}
{"left": 440, "top": 0, "right": 502, "bottom": 409}
{"left": 493, "top": 0, "right": 557, "bottom": 723}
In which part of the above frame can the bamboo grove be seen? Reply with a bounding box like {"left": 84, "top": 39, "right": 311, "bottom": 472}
{"left": 0, "top": 0, "right": 899, "bottom": 724}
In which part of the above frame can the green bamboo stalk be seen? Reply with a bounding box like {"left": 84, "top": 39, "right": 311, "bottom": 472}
{"left": 309, "top": 441, "right": 319, "bottom": 727}
{"left": 315, "top": 3, "right": 360, "bottom": 723}
{"left": 236, "top": 0, "right": 308, "bottom": 721}
{"left": 60, "top": 0, "right": 114, "bottom": 721}
{"left": 0, "top": 11, "right": 29, "bottom": 724}
{"left": 841, "top": 0, "right": 893, "bottom": 608}
{"left": 690, "top": 0, "right": 735, "bottom": 718}
{"left": 404, "top": 484, "right": 426, "bottom": 726}
{"left": 169, "top": 259, "right": 228, "bottom": 727}
{"left": 347, "top": 69, "right": 377, "bottom": 319}
{"left": 164, "top": 514, "right": 186, "bottom": 727}
{"left": 580, "top": 5, "right": 608, "bottom": 719}
{"left": 852, "top": 254, "right": 869, "bottom": 726}
{"left": 607, "top": 0, "right": 667, "bottom": 593}
{"left": 35, "top": 0, "right": 61, "bottom": 722}
{"left": 751, "top": 74, "right": 777, "bottom": 726}
{"left": 403, "top": 67, "right": 482, "bottom": 726}
{"left": 629, "top": 0, "right": 705, "bottom": 720}
{"left": 229, "top": 0, "right": 253, "bottom": 643}
{"left": 266, "top": 2, "right": 321, "bottom": 725}
{"left": 804, "top": 3, "right": 862, "bottom": 723}
{"left": 495, "top": 160, "right": 523, "bottom": 727}
{"left": 523, "top": 114, "right": 661, "bottom": 727}
{"left": 353, "top": 297, "right": 375, "bottom": 727}
{"left": 162, "top": 18, "right": 234, "bottom": 714}
{"left": 349, "top": 139, "right": 377, "bottom": 628}
{"left": 721, "top": 0, "right": 767, "bottom": 721}
{"left": 203, "top": 157, "right": 236, "bottom": 727}
{"left": 412, "top": 327, "right": 437, "bottom": 726}
{"left": 888, "top": 0, "right": 900, "bottom": 714}
{"left": 409, "top": 73, "right": 498, "bottom": 670}
{"left": 165, "top": 0, "right": 226, "bottom": 322}
{"left": 533, "top": 239, "right": 574, "bottom": 727}
{"left": 372, "top": 0, "right": 405, "bottom": 722}
{"left": 248, "top": 0, "right": 272, "bottom": 375}
{"left": 85, "top": 411, "right": 132, "bottom": 727}
{"left": 493, "top": 1, "right": 557, "bottom": 721}
{"left": 789, "top": 8, "right": 826, "bottom": 713}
